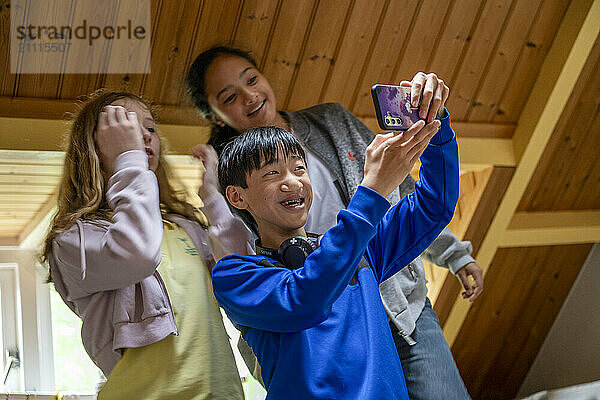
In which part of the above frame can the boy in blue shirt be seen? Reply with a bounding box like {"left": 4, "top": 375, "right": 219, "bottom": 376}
{"left": 213, "top": 114, "right": 458, "bottom": 399}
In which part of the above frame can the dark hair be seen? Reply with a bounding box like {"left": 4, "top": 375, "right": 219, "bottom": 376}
{"left": 218, "top": 126, "right": 306, "bottom": 191}
{"left": 187, "top": 45, "right": 258, "bottom": 154}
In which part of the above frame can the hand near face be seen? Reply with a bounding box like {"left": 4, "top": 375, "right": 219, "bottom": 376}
{"left": 192, "top": 144, "right": 221, "bottom": 199}
{"left": 96, "top": 105, "right": 145, "bottom": 175}
{"left": 361, "top": 119, "right": 440, "bottom": 198}
{"left": 399, "top": 72, "right": 450, "bottom": 123}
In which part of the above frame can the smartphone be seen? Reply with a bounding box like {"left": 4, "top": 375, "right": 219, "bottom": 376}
{"left": 371, "top": 84, "right": 422, "bottom": 131}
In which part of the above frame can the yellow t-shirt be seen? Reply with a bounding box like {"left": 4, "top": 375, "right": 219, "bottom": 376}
{"left": 98, "top": 221, "right": 244, "bottom": 400}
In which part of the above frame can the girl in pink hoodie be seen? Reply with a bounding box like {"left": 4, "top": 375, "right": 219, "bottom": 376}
{"left": 42, "top": 91, "right": 247, "bottom": 400}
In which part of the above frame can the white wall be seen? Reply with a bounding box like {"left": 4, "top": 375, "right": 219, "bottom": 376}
{"left": 518, "top": 243, "right": 600, "bottom": 397}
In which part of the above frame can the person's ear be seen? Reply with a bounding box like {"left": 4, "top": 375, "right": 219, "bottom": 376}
{"left": 225, "top": 185, "right": 248, "bottom": 210}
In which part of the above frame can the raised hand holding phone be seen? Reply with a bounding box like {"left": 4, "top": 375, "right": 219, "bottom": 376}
{"left": 403, "top": 72, "right": 450, "bottom": 123}
{"left": 372, "top": 72, "right": 450, "bottom": 131}
{"left": 361, "top": 119, "right": 440, "bottom": 198}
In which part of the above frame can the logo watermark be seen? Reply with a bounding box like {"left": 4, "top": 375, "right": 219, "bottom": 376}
{"left": 10, "top": 0, "right": 151, "bottom": 74}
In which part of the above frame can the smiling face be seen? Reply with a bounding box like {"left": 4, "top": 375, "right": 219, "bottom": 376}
{"left": 110, "top": 99, "right": 160, "bottom": 172}
{"left": 204, "top": 55, "right": 287, "bottom": 132}
{"left": 226, "top": 151, "right": 313, "bottom": 248}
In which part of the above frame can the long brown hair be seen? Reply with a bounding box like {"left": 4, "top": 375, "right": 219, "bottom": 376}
{"left": 41, "top": 90, "right": 208, "bottom": 264}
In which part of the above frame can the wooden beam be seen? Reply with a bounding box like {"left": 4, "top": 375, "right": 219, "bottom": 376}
{"left": 0, "top": 237, "right": 19, "bottom": 247}
{"left": 434, "top": 167, "right": 515, "bottom": 326}
{"left": 18, "top": 192, "right": 58, "bottom": 248}
{"left": 1, "top": 116, "right": 511, "bottom": 166}
{"left": 442, "top": 0, "right": 600, "bottom": 346}
{"left": 500, "top": 210, "right": 600, "bottom": 247}
{"left": 0, "top": 97, "right": 209, "bottom": 126}
{"left": 0, "top": 117, "right": 211, "bottom": 154}
{"left": 361, "top": 117, "right": 516, "bottom": 167}
{"left": 360, "top": 117, "right": 516, "bottom": 138}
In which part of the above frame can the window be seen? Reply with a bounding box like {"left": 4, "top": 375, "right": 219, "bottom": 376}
{"left": 0, "top": 265, "right": 21, "bottom": 392}
{"left": 50, "top": 287, "right": 100, "bottom": 393}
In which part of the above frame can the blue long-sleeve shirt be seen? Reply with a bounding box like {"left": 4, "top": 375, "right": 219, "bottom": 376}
{"left": 213, "top": 117, "right": 459, "bottom": 399}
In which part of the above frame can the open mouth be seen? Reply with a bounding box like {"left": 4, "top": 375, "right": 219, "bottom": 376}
{"left": 280, "top": 197, "right": 305, "bottom": 209}
{"left": 145, "top": 147, "right": 154, "bottom": 157}
{"left": 247, "top": 99, "right": 266, "bottom": 117}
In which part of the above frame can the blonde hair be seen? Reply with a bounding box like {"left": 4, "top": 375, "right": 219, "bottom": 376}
{"left": 41, "top": 90, "right": 208, "bottom": 264}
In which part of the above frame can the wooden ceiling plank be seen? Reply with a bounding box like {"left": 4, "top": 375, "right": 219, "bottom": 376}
{"left": 351, "top": 0, "right": 421, "bottom": 116}
{"left": 186, "top": 0, "right": 243, "bottom": 65}
{"left": 391, "top": 0, "right": 453, "bottom": 84}
{"left": 446, "top": 0, "right": 513, "bottom": 120}
{"left": 231, "top": 0, "right": 280, "bottom": 63}
{"left": 0, "top": 194, "right": 49, "bottom": 202}
{"left": 0, "top": 149, "right": 65, "bottom": 164}
{"left": 455, "top": 244, "right": 591, "bottom": 398}
{"left": 101, "top": 0, "right": 166, "bottom": 98}
{"left": 517, "top": 46, "right": 600, "bottom": 212}
{"left": 426, "top": 0, "right": 484, "bottom": 88}
{"left": 285, "top": 0, "right": 353, "bottom": 111}
{"left": 319, "top": 0, "right": 387, "bottom": 106}
{"left": 0, "top": 203, "right": 44, "bottom": 211}
{"left": 0, "top": 211, "right": 37, "bottom": 218}
{"left": 141, "top": 0, "right": 205, "bottom": 106}
{"left": 12, "top": 0, "right": 68, "bottom": 98}
{"left": 261, "top": 0, "right": 318, "bottom": 108}
{"left": 499, "top": 246, "right": 591, "bottom": 397}
{"left": 0, "top": 0, "right": 16, "bottom": 97}
{"left": 467, "top": 0, "right": 543, "bottom": 121}
{"left": 0, "top": 184, "right": 56, "bottom": 195}
{"left": 493, "top": 0, "right": 574, "bottom": 123}
{"left": 442, "top": 0, "right": 600, "bottom": 347}
{"left": 0, "top": 163, "right": 62, "bottom": 176}
{"left": 453, "top": 247, "right": 545, "bottom": 397}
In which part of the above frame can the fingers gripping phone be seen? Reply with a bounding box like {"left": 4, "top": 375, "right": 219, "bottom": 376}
{"left": 371, "top": 84, "right": 422, "bottom": 131}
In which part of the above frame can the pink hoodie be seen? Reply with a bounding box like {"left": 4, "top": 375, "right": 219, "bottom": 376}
{"left": 48, "top": 150, "right": 250, "bottom": 375}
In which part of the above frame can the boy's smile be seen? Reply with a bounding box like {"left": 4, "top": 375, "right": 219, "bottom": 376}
{"left": 228, "top": 153, "right": 313, "bottom": 249}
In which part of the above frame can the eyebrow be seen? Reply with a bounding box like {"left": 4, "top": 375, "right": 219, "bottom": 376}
{"left": 216, "top": 67, "right": 255, "bottom": 101}
{"left": 258, "top": 154, "right": 303, "bottom": 169}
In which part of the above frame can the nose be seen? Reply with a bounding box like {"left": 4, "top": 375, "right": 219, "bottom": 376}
{"left": 141, "top": 128, "right": 152, "bottom": 145}
{"left": 241, "top": 87, "right": 259, "bottom": 105}
{"left": 280, "top": 172, "right": 303, "bottom": 192}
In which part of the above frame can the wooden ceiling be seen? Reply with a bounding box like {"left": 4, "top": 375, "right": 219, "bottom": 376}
{"left": 0, "top": 0, "right": 599, "bottom": 398}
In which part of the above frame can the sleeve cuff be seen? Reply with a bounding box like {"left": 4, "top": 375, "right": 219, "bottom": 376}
{"left": 201, "top": 192, "right": 230, "bottom": 225}
{"left": 347, "top": 185, "right": 391, "bottom": 226}
{"left": 429, "top": 108, "right": 455, "bottom": 145}
{"left": 112, "top": 150, "right": 149, "bottom": 172}
{"left": 448, "top": 254, "right": 476, "bottom": 275}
